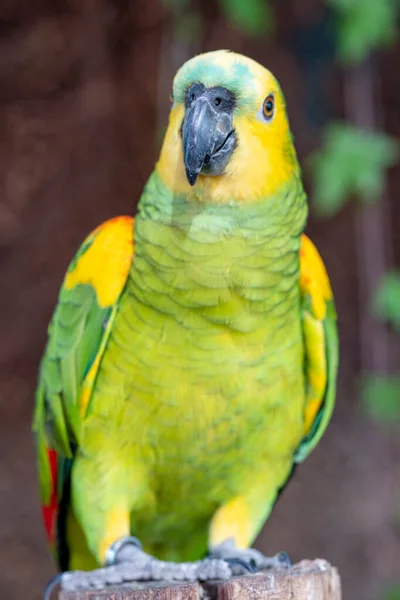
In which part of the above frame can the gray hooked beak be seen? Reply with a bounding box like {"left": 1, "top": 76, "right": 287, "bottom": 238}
{"left": 181, "top": 87, "right": 236, "bottom": 186}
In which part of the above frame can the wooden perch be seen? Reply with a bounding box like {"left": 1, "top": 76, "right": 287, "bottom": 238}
{"left": 60, "top": 559, "right": 341, "bottom": 600}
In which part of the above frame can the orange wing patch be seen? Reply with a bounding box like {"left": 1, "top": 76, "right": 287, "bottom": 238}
{"left": 65, "top": 216, "right": 134, "bottom": 308}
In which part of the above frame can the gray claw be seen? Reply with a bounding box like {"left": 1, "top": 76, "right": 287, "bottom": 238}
{"left": 275, "top": 551, "right": 291, "bottom": 568}
{"left": 209, "top": 539, "right": 291, "bottom": 572}
{"left": 225, "top": 557, "right": 257, "bottom": 575}
{"left": 60, "top": 551, "right": 234, "bottom": 591}
{"left": 105, "top": 535, "right": 143, "bottom": 565}
{"left": 43, "top": 573, "right": 63, "bottom": 600}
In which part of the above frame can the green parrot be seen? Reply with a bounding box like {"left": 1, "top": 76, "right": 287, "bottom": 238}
{"left": 34, "top": 50, "right": 338, "bottom": 593}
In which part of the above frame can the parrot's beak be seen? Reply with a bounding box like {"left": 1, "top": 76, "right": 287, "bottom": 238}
{"left": 182, "top": 85, "right": 236, "bottom": 186}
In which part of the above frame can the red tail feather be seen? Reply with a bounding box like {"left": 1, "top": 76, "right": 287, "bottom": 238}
{"left": 42, "top": 448, "right": 58, "bottom": 546}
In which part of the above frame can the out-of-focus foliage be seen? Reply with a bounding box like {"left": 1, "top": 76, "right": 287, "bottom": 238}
{"left": 218, "top": 0, "right": 272, "bottom": 36}
{"left": 163, "top": 0, "right": 272, "bottom": 37}
{"left": 174, "top": 12, "right": 202, "bottom": 42}
{"left": 384, "top": 584, "right": 400, "bottom": 600}
{"left": 162, "top": 0, "right": 202, "bottom": 41}
{"left": 373, "top": 271, "right": 400, "bottom": 332}
{"left": 362, "top": 375, "right": 400, "bottom": 427}
{"left": 309, "top": 123, "right": 399, "bottom": 216}
{"left": 308, "top": 0, "right": 400, "bottom": 216}
{"left": 367, "top": 271, "right": 400, "bottom": 431}
{"left": 328, "top": 0, "right": 399, "bottom": 64}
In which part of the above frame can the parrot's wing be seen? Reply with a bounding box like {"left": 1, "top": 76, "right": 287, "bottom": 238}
{"left": 295, "top": 234, "right": 338, "bottom": 463}
{"left": 33, "top": 216, "right": 134, "bottom": 565}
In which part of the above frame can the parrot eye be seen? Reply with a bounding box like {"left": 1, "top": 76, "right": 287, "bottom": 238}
{"left": 169, "top": 90, "right": 174, "bottom": 105}
{"left": 262, "top": 94, "right": 275, "bottom": 120}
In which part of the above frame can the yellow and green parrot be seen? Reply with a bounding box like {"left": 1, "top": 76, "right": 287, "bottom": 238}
{"left": 34, "top": 50, "right": 338, "bottom": 594}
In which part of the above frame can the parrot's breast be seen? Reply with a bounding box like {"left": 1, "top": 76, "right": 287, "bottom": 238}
{"left": 80, "top": 211, "right": 306, "bottom": 557}
{"left": 78, "top": 175, "right": 308, "bottom": 559}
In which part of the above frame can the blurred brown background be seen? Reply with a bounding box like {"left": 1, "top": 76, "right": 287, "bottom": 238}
{"left": 1, "top": 1, "right": 399, "bottom": 599}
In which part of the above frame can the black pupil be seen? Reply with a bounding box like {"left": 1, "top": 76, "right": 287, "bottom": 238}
{"left": 266, "top": 100, "right": 273, "bottom": 112}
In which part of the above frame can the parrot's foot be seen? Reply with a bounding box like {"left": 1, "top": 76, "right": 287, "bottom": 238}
{"left": 52, "top": 537, "right": 291, "bottom": 595}
{"left": 210, "top": 538, "right": 291, "bottom": 573}
{"left": 59, "top": 536, "right": 235, "bottom": 592}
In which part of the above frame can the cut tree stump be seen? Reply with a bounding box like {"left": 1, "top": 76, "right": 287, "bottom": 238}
{"left": 59, "top": 559, "right": 341, "bottom": 600}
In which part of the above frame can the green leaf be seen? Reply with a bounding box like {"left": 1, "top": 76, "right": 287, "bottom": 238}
{"left": 328, "top": 0, "right": 399, "bottom": 63}
{"left": 372, "top": 271, "right": 400, "bottom": 331}
{"left": 219, "top": 0, "right": 273, "bottom": 36}
{"left": 384, "top": 585, "right": 400, "bottom": 600}
{"left": 174, "top": 12, "right": 202, "bottom": 43}
{"left": 362, "top": 375, "right": 400, "bottom": 427}
{"left": 308, "top": 123, "right": 399, "bottom": 216}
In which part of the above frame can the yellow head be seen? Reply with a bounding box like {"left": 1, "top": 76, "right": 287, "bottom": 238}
{"left": 156, "top": 50, "right": 299, "bottom": 203}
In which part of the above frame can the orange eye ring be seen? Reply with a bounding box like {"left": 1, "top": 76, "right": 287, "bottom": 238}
{"left": 169, "top": 90, "right": 174, "bottom": 105}
{"left": 262, "top": 94, "right": 275, "bottom": 120}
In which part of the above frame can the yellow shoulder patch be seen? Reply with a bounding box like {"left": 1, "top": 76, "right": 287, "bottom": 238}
{"left": 299, "top": 234, "right": 332, "bottom": 436}
{"left": 65, "top": 216, "right": 134, "bottom": 308}
{"left": 299, "top": 234, "right": 332, "bottom": 320}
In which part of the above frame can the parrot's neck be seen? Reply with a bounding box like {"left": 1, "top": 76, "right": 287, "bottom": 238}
{"left": 130, "top": 171, "right": 307, "bottom": 332}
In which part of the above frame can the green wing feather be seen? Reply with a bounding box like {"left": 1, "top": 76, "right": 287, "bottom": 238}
{"left": 295, "top": 299, "right": 338, "bottom": 462}
{"left": 33, "top": 216, "right": 133, "bottom": 563}
{"left": 294, "top": 235, "right": 338, "bottom": 463}
{"left": 36, "top": 285, "right": 110, "bottom": 456}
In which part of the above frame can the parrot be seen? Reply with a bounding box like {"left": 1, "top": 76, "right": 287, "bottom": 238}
{"left": 34, "top": 50, "right": 338, "bottom": 594}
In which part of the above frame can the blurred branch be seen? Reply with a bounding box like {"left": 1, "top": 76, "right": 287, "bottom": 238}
{"left": 157, "top": 0, "right": 202, "bottom": 142}
{"left": 344, "top": 59, "right": 393, "bottom": 374}
{"left": 308, "top": 0, "right": 399, "bottom": 374}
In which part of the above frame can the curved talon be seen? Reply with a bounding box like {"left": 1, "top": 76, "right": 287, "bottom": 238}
{"left": 275, "top": 551, "right": 291, "bottom": 568}
{"left": 225, "top": 557, "right": 257, "bottom": 574}
{"left": 43, "top": 573, "right": 63, "bottom": 600}
{"left": 105, "top": 535, "right": 143, "bottom": 566}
